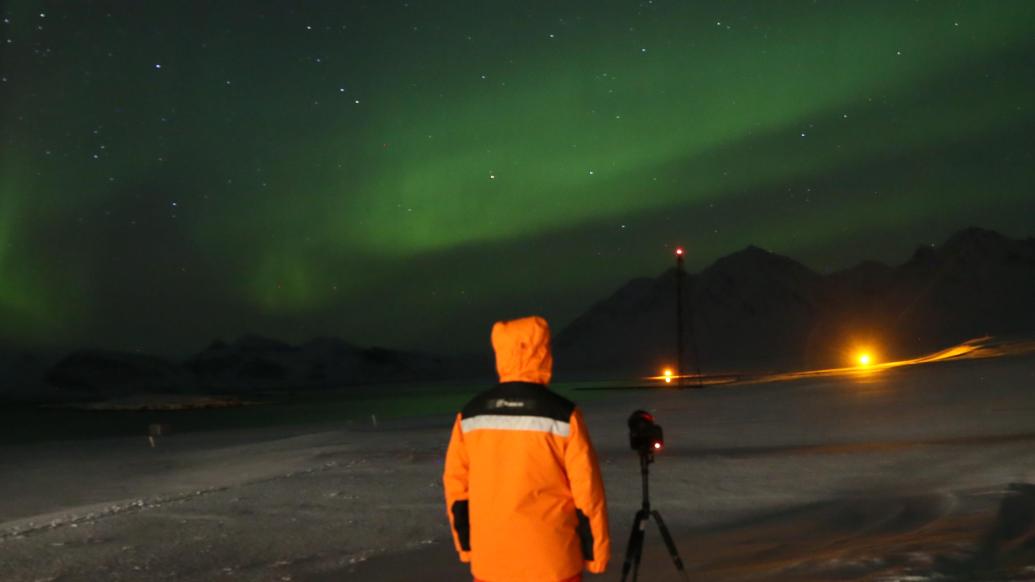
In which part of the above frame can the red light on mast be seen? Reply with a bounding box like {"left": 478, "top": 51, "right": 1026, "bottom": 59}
{"left": 675, "top": 247, "right": 684, "bottom": 257}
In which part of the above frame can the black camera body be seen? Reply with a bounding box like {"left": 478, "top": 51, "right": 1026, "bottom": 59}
{"left": 628, "top": 409, "right": 664, "bottom": 455}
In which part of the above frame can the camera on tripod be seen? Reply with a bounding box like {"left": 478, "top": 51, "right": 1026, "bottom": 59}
{"left": 628, "top": 410, "right": 664, "bottom": 456}
{"left": 621, "top": 409, "right": 687, "bottom": 581}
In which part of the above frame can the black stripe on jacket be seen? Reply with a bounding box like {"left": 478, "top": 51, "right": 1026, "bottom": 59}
{"left": 460, "top": 382, "right": 575, "bottom": 422}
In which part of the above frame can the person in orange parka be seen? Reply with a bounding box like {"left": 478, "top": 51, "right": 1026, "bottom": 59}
{"left": 443, "top": 316, "right": 610, "bottom": 582}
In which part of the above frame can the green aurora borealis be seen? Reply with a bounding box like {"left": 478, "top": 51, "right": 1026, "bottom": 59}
{"left": 1, "top": 1, "right": 1034, "bottom": 354}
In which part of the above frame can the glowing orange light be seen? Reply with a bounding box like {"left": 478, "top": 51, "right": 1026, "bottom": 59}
{"left": 858, "top": 353, "right": 872, "bottom": 366}
{"left": 663, "top": 368, "right": 673, "bottom": 383}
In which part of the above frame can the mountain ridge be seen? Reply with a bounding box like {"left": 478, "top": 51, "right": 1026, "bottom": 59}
{"left": 554, "top": 227, "right": 1035, "bottom": 375}
{"left": 2, "top": 226, "right": 1033, "bottom": 398}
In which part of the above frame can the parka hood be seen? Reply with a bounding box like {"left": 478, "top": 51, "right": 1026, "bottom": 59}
{"left": 491, "top": 316, "right": 552, "bottom": 385}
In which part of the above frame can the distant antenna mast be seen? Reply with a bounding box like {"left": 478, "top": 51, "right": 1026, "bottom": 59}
{"left": 674, "top": 246, "right": 703, "bottom": 388}
{"left": 674, "top": 247, "right": 685, "bottom": 387}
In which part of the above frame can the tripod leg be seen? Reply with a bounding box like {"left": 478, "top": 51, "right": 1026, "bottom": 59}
{"left": 651, "top": 510, "right": 690, "bottom": 580}
{"left": 620, "top": 509, "right": 649, "bottom": 582}
{"left": 630, "top": 514, "right": 646, "bottom": 582}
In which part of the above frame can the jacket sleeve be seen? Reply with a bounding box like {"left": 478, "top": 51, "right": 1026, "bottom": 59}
{"left": 443, "top": 412, "right": 471, "bottom": 562}
{"left": 565, "top": 408, "right": 610, "bottom": 573}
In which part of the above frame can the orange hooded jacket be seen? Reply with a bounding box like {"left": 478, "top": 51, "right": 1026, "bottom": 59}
{"left": 443, "top": 316, "right": 610, "bottom": 582}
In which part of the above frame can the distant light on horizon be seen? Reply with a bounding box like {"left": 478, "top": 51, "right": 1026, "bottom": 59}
{"left": 663, "top": 368, "right": 673, "bottom": 383}
{"left": 849, "top": 342, "right": 879, "bottom": 368}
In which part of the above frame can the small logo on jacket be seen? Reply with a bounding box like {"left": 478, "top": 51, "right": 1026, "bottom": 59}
{"left": 492, "top": 398, "right": 526, "bottom": 409}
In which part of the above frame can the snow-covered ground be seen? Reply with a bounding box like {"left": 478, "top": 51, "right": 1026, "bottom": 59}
{"left": 2, "top": 354, "right": 1034, "bottom": 581}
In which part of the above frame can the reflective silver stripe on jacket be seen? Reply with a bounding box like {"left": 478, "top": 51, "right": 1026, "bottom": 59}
{"left": 461, "top": 414, "right": 571, "bottom": 437}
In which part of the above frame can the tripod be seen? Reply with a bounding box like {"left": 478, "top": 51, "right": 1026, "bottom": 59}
{"left": 620, "top": 451, "right": 689, "bottom": 582}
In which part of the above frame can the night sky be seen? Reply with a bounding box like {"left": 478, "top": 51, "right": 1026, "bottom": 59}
{"left": 2, "top": 1, "right": 1034, "bottom": 355}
